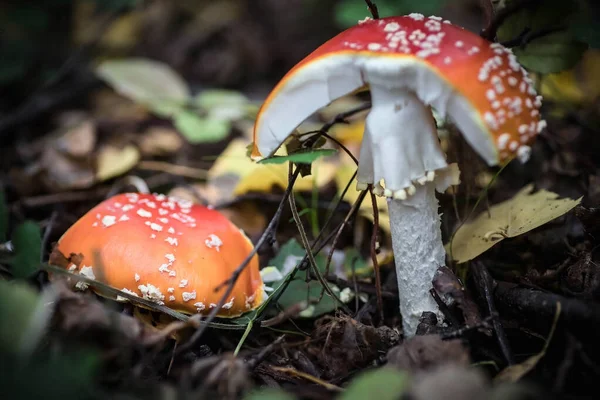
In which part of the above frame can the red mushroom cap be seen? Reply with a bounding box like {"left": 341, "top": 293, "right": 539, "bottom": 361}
{"left": 252, "top": 14, "right": 545, "bottom": 165}
{"left": 56, "top": 193, "right": 264, "bottom": 317}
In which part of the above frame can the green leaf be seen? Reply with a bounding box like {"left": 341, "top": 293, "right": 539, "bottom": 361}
{"left": 0, "top": 281, "right": 39, "bottom": 353}
{"left": 244, "top": 388, "right": 297, "bottom": 400}
{"left": 340, "top": 367, "right": 410, "bottom": 400}
{"left": 514, "top": 32, "right": 588, "bottom": 74}
{"left": 496, "top": 0, "right": 588, "bottom": 73}
{"left": 334, "top": 0, "right": 446, "bottom": 28}
{"left": 96, "top": 58, "right": 190, "bottom": 117}
{"left": 0, "top": 186, "right": 7, "bottom": 242}
{"left": 174, "top": 111, "right": 231, "bottom": 143}
{"left": 11, "top": 221, "right": 42, "bottom": 279}
{"left": 195, "top": 89, "right": 248, "bottom": 109}
{"left": 266, "top": 239, "right": 350, "bottom": 318}
{"left": 258, "top": 149, "right": 337, "bottom": 165}
{"left": 195, "top": 89, "right": 251, "bottom": 121}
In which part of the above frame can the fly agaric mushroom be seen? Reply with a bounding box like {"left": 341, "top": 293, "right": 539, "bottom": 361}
{"left": 54, "top": 192, "right": 264, "bottom": 317}
{"left": 251, "top": 14, "right": 545, "bottom": 336}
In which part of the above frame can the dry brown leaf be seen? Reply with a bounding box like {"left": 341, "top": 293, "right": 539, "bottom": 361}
{"left": 448, "top": 185, "right": 582, "bottom": 263}
{"left": 54, "top": 114, "right": 97, "bottom": 158}
{"left": 40, "top": 147, "right": 96, "bottom": 191}
{"left": 137, "top": 126, "right": 183, "bottom": 156}
{"left": 95, "top": 144, "right": 141, "bottom": 182}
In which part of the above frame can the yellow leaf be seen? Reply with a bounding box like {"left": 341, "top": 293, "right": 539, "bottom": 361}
{"left": 208, "top": 139, "right": 337, "bottom": 198}
{"left": 541, "top": 49, "right": 600, "bottom": 105}
{"left": 96, "top": 145, "right": 141, "bottom": 182}
{"left": 448, "top": 185, "right": 582, "bottom": 263}
{"left": 330, "top": 120, "right": 365, "bottom": 144}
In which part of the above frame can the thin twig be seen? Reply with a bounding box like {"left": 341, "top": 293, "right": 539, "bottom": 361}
{"left": 472, "top": 262, "right": 515, "bottom": 365}
{"left": 288, "top": 165, "right": 351, "bottom": 313}
{"left": 368, "top": 187, "right": 384, "bottom": 323}
{"left": 363, "top": 0, "right": 380, "bottom": 19}
{"left": 320, "top": 187, "right": 367, "bottom": 302}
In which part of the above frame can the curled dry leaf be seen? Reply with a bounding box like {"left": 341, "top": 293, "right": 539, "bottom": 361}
{"left": 448, "top": 185, "right": 582, "bottom": 263}
{"left": 137, "top": 126, "right": 184, "bottom": 156}
{"left": 54, "top": 114, "right": 96, "bottom": 158}
{"left": 387, "top": 334, "right": 470, "bottom": 373}
{"left": 95, "top": 144, "right": 141, "bottom": 182}
{"left": 40, "top": 147, "right": 96, "bottom": 191}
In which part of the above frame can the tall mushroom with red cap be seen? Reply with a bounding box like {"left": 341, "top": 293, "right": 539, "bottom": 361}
{"left": 251, "top": 14, "right": 545, "bottom": 336}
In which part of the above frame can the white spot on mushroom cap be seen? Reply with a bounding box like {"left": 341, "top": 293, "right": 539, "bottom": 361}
{"left": 194, "top": 302, "right": 206, "bottom": 312}
{"left": 182, "top": 291, "right": 196, "bottom": 302}
{"left": 149, "top": 223, "right": 163, "bottom": 232}
{"left": 497, "top": 133, "right": 511, "bottom": 150}
{"left": 101, "top": 215, "right": 116, "bottom": 227}
{"left": 222, "top": 297, "right": 235, "bottom": 309}
{"left": 179, "top": 279, "right": 188, "bottom": 288}
{"left": 205, "top": 234, "right": 223, "bottom": 251}
{"left": 383, "top": 22, "right": 400, "bottom": 32}
{"left": 136, "top": 208, "right": 152, "bottom": 218}
{"left": 165, "top": 237, "right": 178, "bottom": 246}
{"left": 138, "top": 283, "right": 165, "bottom": 304}
{"left": 517, "top": 145, "right": 532, "bottom": 162}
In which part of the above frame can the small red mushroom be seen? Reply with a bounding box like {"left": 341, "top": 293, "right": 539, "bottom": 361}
{"left": 55, "top": 192, "right": 265, "bottom": 317}
{"left": 251, "top": 14, "right": 545, "bottom": 335}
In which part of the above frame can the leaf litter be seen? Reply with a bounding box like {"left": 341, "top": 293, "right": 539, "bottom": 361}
{"left": 1, "top": 2, "right": 600, "bottom": 399}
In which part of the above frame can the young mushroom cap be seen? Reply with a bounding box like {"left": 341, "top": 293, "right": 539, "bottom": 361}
{"left": 252, "top": 14, "right": 545, "bottom": 169}
{"left": 55, "top": 193, "right": 264, "bottom": 317}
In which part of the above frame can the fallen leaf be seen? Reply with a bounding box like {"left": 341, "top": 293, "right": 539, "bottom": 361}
{"left": 40, "top": 147, "right": 96, "bottom": 191}
{"left": 330, "top": 120, "right": 365, "bottom": 144}
{"left": 96, "top": 58, "right": 189, "bottom": 116}
{"left": 208, "top": 139, "right": 337, "bottom": 198}
{"left": 448, "top": 185, "right": 582, "bottom": 263}
{"left": 137, "top": 126, "right": 183, "bottom": 156}
{"left": 495, "top": 303, "right": 562, "bottom": 383}
{"left": 95, "top": 144, "right": 141, "bottom": 182}
{"left": 174, "top": 111, "right": 231, "bottom": 143}
{"left": 54, "top": 114, "right": 96, "bottom": 158}
{"left": 387, "top": 335, "right": 471, "bottom": 372}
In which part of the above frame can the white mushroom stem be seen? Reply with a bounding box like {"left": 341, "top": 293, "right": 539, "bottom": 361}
{"left": 388, "top": 183, "right": 445, "bottom": 336}
{"left": 356, "top": 81, "right": 459, "bottom": 336}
